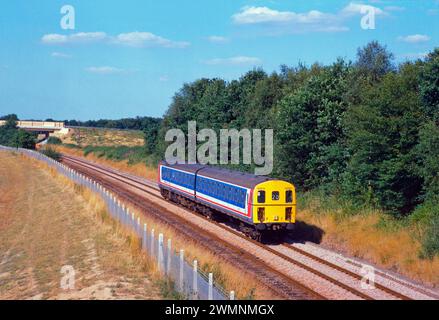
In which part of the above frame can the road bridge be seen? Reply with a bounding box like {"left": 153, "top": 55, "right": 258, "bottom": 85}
{"left": 0, "top": 120, "right": 69, "bottom": 137}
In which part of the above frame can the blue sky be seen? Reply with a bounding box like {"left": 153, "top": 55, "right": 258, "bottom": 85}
{"left": 0, "top": 0, "right": 438, "bottom": 121}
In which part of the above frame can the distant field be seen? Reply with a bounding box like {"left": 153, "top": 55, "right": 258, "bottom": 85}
{"left": 58, "top": 127, "right": 144, "bottom": 147}
{"left": 0, "top": 151, "right": 161, "bottom": 300}
{"left": 48, "top": 126, "right": 156, "bottom": 180}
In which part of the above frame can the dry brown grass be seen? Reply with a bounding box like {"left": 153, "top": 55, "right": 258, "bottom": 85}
{"left": 14, "top": 151, "right": 271, "bottom": 299}
{"left": 299, "top": 206, "right": 439, "bottom": 287}
{"left": 0, "top": 151, "right": 161, "bottom": 300}
{"left": 58, "top": 128, "right": 144, "bottom": 147}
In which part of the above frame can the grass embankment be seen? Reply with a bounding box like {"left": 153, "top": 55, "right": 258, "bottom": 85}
{"left": 49, "top": 127, "right": 156, "bottom": 178}
{"left": 0, "top": 151, "right": 163, "bottom": 300}
{"left": 299, "top": 191, "right": 439, "bottom": 287}
{"left": 42, "top": 126, "right": 159, "bottom": 180}
{"left": 57, "top": 127, "right": 144, "bottom": 147}
{"left": 52, "top": 144, "right": 157, "bottom": 181}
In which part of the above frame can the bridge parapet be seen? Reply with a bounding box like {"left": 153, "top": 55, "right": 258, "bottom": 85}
{"left": 0, "top": 120, "right": 65, "bottom": 130}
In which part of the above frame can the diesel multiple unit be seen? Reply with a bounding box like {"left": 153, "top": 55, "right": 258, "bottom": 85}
{"left": 158, "top": 161, "right": 296, "bottom": 241}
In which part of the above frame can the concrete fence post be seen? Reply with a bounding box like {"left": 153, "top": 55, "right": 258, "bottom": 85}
{"left": 150, "top": 229, "right": 155, "bottom": 258}
{"left": 208, "top": 273, "right": 213, "bottom": 300}
{"left": 158, "top": 233, "right": 164, "bottom": 271}
{"left": 111, "top": 195, "right": 115, "bottom": 216}
{"left": 142, "top": 224, "right": 147, "bottom": 251}
{"left": 117, "top": 201, "right": 121, "bottom": 221}
{"left": 179, "top": 250, "right": 184, "bottom": 292}
{"left": 131, "top": 212, "right": 135, "bottom": 230}
{"left": 167, "top": 239, "right": 172, "bottom": 275}
{"left": 230, "top": 291, "right": 235, "bottom": 300}
{"left": 192, "top": 260, "right": 198, "bottom": 300}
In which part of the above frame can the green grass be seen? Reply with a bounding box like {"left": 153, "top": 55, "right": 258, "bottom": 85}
{"left": 47, "top": 137, "right": 62, "bottom": 145}
{"left": 420, "top": 215, "right": 439, "bottom": 260}
{"left": 61, "top": 143, "right": 81, "bottom": 149}
{"left": 299, "top": 189, "right": 377, "bottom": 219}
{"left": 82, "top": 145, "right": 149, "bottom": 165}
{"left": 40, "top": 147, "right": 61, "bottom": 161}
{"left": 410, "top": 199, "right": 439, "bottom": 259}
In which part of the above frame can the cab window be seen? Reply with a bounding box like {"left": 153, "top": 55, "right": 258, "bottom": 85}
{"left": 257, "top": 190, "right": 266, "bottom": 203}
{"left": 286, "top": 190, "right": 293, "bottom": 203}
{"left": 272, "top": 191, "right": 280, "bottom": 201}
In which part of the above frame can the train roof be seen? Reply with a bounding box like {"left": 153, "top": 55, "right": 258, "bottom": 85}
{"left": 160, "top": 161, "right": 274, "bottom": 188}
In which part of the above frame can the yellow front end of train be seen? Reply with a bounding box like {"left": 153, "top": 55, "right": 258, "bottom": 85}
{"left": 252, "top": 180, "right": 296, "bottom": 227}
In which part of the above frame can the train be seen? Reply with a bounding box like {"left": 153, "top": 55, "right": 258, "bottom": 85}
{"left": 158, "top": 161, "right": 296, "bottom": 241}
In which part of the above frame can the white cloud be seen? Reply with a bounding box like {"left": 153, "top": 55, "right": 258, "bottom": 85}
{"left": 341, "top": 2, "right": 386, "bottom": 16}
{"left": 398, "top": 34, "right": 431, "bottom": 44}
{"left": 230, "top": 3, "right": 392, "bottom": 34}
{"left": 113, "top": 32, "right": 190, "bottom": 48}
{"left": 399, "top": 52, "right": 429, "bottom": 60}
{"left": 232, "top": 6, "right": 331, "bottom": 25}
{"left": 233, "top": 6, "right": 295, "bottom": 24}
{"left": 203, "top": 56, "right": 262, "bottom": 66}
{"left": 51, "top": 52, "right": 72, "bottom": 58}
{"left": 42, "top": 32, "right": 107, "bottom": 44}
{"left": 41, "top": 31, "right": 189, "bottom": 49}
{"left": 207, "top": 36, "right": 229, "bottom": 44}
{"left": 159, "top": 75, "right": 169, "bottom": 82}
{"left": 85, "top": 66, "right": 125, "bottom": 75}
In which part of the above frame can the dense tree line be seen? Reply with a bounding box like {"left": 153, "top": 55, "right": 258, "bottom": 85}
{"left": 0, "top": 114, "right": 36, "bottom": 149}
{"left": 64, "top": 116, "right": 162, "bottom": 131}
{"left": 152, "top": 41, "right": 439, "bottom": 218}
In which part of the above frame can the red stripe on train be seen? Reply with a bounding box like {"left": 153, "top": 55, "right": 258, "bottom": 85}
{"left": 160, "top": 178, "right": 250, "bottom": 218}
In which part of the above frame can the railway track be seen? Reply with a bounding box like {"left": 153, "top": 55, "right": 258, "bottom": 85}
{"left": 60, "top": 154, "right": 438, "bottom": 300}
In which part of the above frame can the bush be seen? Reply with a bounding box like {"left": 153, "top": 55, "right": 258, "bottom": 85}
{"left": 63, "top": 143, "right": 81, "bottom": 149}
{"left": 420, "top": 215, "right": 439, "bottom": 260}
{"left": 83, "top": 145, "right": 147, "bottom": 164}
{"left": 41, "top": 148, "right": 61, "bottom": 161}
{"left": 47, "top": 136, "right": 62, "bottom": 145}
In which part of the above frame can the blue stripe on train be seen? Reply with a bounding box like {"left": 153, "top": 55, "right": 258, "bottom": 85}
{"left": 160, "top": 166, "right": 247, "bottom": 210}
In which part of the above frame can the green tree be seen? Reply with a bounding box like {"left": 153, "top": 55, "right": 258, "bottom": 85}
{"left": 419, "top": 48, "right": 439, "bottom": 120}
{"left": 3, "top": 117, "right": 18, "bottom": 129}
{"left": 343, "top": 62, "right": 424, "bottom": 214}
{"left": 416, "top": 121, "right": 439, "bottom": 202}
{"left": 0, "top": 114, "right": 18, "bottom": 121}
{"left": 355, "top": 41, "right": 395, "bottom": 82}
{"left": 13, "top": 130, "right": 36, "bottom": 149}
{"left": 275, "top": 59, "right": 351, "bottom": 190}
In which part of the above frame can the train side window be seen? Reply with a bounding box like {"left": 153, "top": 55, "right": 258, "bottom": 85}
{"left": 272, "top": 191, "right": 280, "bottom": 201}
{"left": 257, "top": 190, "right": 265, "bottom": 203}
{"left": 286, "top": 190, "right": 293, "bottom": 203}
